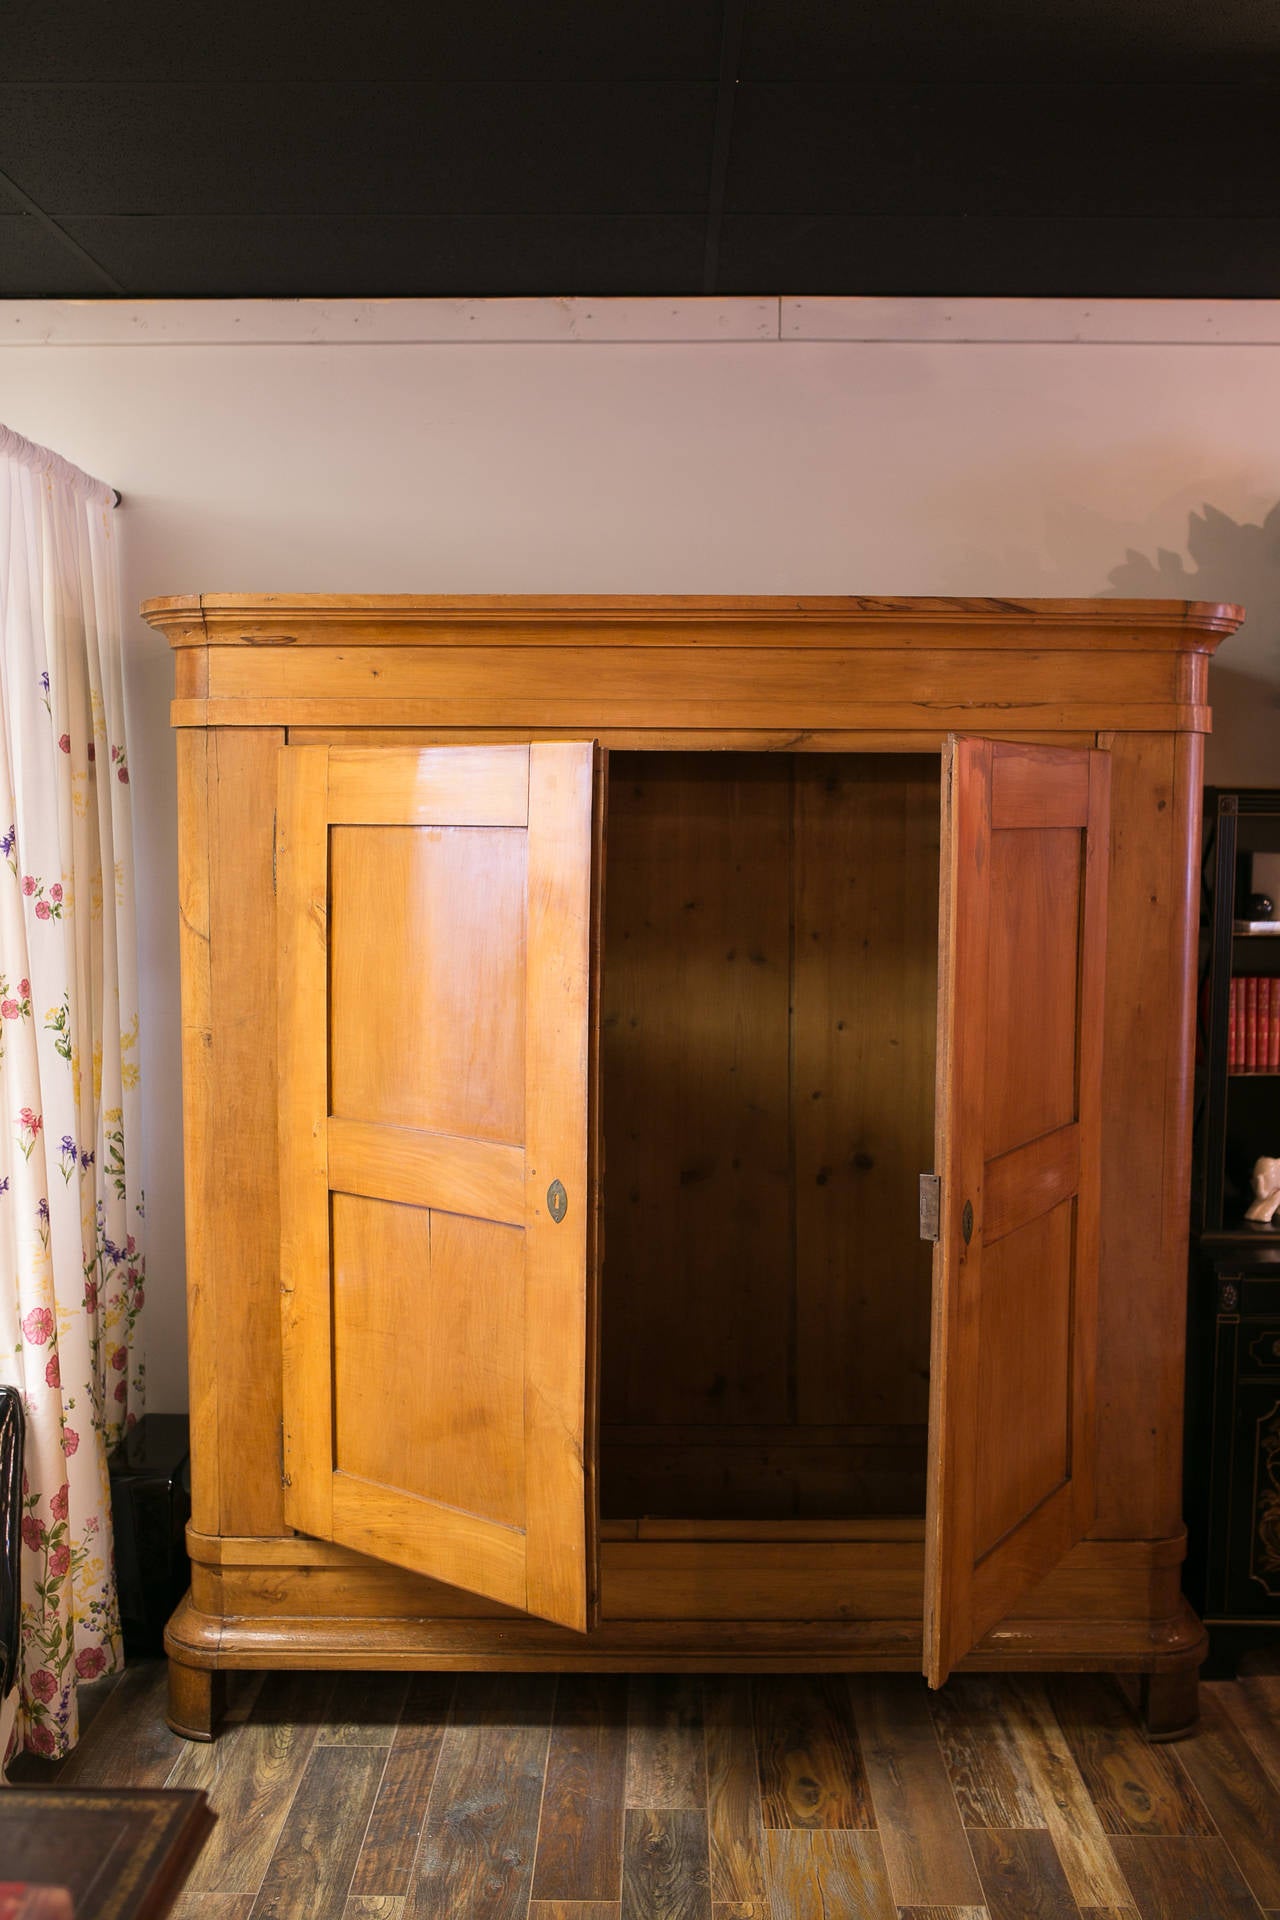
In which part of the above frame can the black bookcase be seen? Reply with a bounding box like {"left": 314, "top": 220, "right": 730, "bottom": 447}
{"left": 1185, "top": 789, "right": 1280, "bottom": 1672}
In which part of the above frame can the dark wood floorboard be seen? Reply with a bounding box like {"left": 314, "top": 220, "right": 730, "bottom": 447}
{"left": 1047, "top": 1676, "right": 1216, "bottom": 1837}
{"left": 12, "top": 1664, "right": 1280, "bottom": 1920}
{"left": 247, "top": 1742, "right": 387, "bottom": 1920}
{"left": 348, "top": 1674, "right": 454, "bottom": 1899}
{"left": 403, "top": 1718, "right": 550, "bottom": 1920}
{"left": 968, "top": 1827, "right": 1080, "bottom": 1920}
{"left": 753, "top": 1673, "right": 871, "bottom": 1829}
{"left": 852, "top": 1675, "right": 983, "bottom": 1909}
{"left": 622, "top": 1807, "right": 711, "bottom": 1920}
{"left": 704, "top": 1678, "right": 769, "bottom": 1912}
{"left": 1168, "top": 1687, "right": 1280, "bottom": 1909}
{"left": 625, "top": 1675, "right": 706, "bottom": 1811}
{"left": 762, "top": 1827, "right": 895, "bottom": 1918}
{"left": 1108, "top": 1834, "right": 1266, "bottom": 1920}
{"left": 532, "top": 1675, "right": 628, "bottom": 1906}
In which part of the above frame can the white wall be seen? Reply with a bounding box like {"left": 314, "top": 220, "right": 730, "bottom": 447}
{"left": 4, "top": 295, "right": 1279, "bottom": 1411}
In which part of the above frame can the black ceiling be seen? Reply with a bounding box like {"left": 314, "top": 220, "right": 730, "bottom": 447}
{"left": 4, "top": 0, "right": 1280, "bottom": 299}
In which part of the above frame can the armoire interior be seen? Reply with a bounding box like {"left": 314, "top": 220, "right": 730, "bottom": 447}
{"left": 596, "top": 748, "right": 941, "bottom": 1529}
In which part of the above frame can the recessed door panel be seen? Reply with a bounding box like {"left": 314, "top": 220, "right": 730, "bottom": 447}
{"left": 277, "top": 741, "right": 601, "bottom": 1630}
{"left": 925, "top": 738, "right": 1109, "bottom": 1684}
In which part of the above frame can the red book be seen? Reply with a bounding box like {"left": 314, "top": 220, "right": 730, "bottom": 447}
{"left": 0, "top": 1890, "right": 74, "bottom": 1920}
{"left": 1270, "top": 976, "right": 1280, "bottom": 1071}
{"left": 1230, "top": 975, "right": 1240, "bottom": 1070}
{"left": 1247, "top": 975, "right": 1259, "bottom": 1072}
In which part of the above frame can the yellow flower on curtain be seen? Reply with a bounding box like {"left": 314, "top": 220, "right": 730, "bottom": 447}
{"left": 0, "top": 422, "right": 145, "bottom": 1764}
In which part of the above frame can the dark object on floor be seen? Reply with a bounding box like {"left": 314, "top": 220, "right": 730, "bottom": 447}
{"left": 107, "top": 1416, "right": 191, "bottom": 1657}
{"left": 0, "top": 1386, "right": 23, "bottom": 1700}
{"left": 0, "top": 1788, "right": 212, "bottom": 1919}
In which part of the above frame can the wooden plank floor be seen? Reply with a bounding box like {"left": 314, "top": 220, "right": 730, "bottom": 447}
{"left": 12, "top": 1662, "right": 1280, "bottom": 1920}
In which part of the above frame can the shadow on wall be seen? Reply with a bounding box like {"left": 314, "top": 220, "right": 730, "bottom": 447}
{"left": 1107, "top": 502, "right": 1280, "bottom": 787}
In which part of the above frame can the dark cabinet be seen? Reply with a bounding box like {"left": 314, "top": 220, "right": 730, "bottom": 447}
{"left": 1186, "top": 790, "right": 1280, "bottom": 1667}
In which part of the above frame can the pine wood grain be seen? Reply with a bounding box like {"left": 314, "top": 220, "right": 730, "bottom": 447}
{"left": 1166, "top": 1688, "right": 1280, "bottom": 1907}
{"left": 531, "top": 1676, "right": 628, "bottom": 1905}
{"left": 1108, "top": 1836, "right": 1265, "bottom": 1920}
{"left": 622, "top": 1810, "right": 711, "bottom": 1920}
{"left": 600, "top": 755, "right": 793, "bottom": 1440}
{"left": 850, "top": 1676, "right": 982, "bottom": 1909}
{"left": 404, "top": 1721, "right": 551, "bottom": 1920}
{"left": 55, "top": 1662, "right": 185, "bottom": 1787}
{"left": 792, "top": 754, "right": 938, "bottom": 1433}
{"left": 926, "top": 741, "right": 1108, "bottom": 1684}
{"left": 897, "top": 1909, "right": 990, "bottom": 1918}
{"left": 927, "top": 1677, "right": 1043, "bottom": 1828}
{"left": 754, "top": 1675, "right": 872, "bottom": 1829}
{"left": 452, "top": 1673, "right": 560, "bottom": 1727}
{"left": 968, "top": 1827, "right": 1080, "bottom": 1920}
{"left": 167, "top": 1672, "right": 334, "bottom": 1897}
{"left": 314, "top": 1669, "right": 411, "bottom": 1745}
{"left": 998, "top": 1679, "right": 1134, "bottom": 1909}
{"left": 705, "top": 1679, "right": 768, "bottom": 1911}
{"left": 625, "top": 1676, "right": 706, "bottom": 1810}
{"left": 168, "top": 1900, "right": 258, "bottom": 1920}
{"left": 246, "top": 1742, "right": 386, "bottom": 1920}
{"left": 530, "top": 1907, "right": 621, "bottom": 1920}
{"left": 344, "top": 1901, "right": 406, "bottom": 1920}
{"left": 349, "top": 1675, "right": 455, "bottom": 1899}
{"left": 762, "top": 1829, "right": 896, "bottom": 1920}
{"left": 1220, "top": 1677, "right": 1280, "bottom": 1795}
{"left": 1047, "top": 1677, "right": 1214, "bottom": 1837}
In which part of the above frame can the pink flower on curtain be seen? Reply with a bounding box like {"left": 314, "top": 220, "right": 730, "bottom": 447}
{"left": 2, "top": 423, "right": 143, "bottom": 1763}
{"left": 21, "top": 1306, "right": 53, "bottom": 1346}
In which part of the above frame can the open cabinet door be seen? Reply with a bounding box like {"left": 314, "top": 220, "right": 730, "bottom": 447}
{"left": 276, "top": 742, "right": 602, "bottom": 1631}
{"left": 925, "top": 737, "right": 1109, "bottom": 1686}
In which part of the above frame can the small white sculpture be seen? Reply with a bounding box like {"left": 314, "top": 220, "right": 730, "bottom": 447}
{"left": 1245, "top": 1154, "right": 1280, "bottom": 1224}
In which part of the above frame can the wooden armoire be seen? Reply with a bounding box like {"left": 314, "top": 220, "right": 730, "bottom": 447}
{"left": 143, "top": 593, "right": 1243, "bottom": 1741}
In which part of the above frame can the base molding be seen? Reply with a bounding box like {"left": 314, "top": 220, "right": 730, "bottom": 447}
{"left": 165, "top": 1525, "right": 1207, "bottom": 1739}
{"left": 164, "top": 1587, "right": 1206, "bottom": 1676}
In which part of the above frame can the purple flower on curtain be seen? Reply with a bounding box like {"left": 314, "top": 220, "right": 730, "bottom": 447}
{"left": 6, "top": 427, "right": 140, "bottom": 1761}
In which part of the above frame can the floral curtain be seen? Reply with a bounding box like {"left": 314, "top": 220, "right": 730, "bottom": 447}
{"left": 0, "top": 424, "right": 144, "bottom": 1763}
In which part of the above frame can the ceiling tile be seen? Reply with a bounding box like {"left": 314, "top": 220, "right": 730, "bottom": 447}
{"left": 726, "top": 83, "right": 1280, "bottom": 218}
{"left": 741, "top": 0, "right": 1280, "bottom": 81}
{"left": 717, "top": 214, "right": 1280, "bottom": 298}
{"left": 9, "top": 0, "right": 724, "bottom": 82}
{"left": 0, "top": 83, "right": 717, "bottom": 217}
{"left": 0, "top": 212, "right": 108, "bottom": 294}
{"left": 54, "top": 214, "right": 709, "bottom": 297}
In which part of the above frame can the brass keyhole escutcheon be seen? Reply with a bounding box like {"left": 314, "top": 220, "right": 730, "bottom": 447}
{"left": 962, "top": 1200, "right": 974, "bottom": 1245}
{"left": 547, "top": 1179, "right": 568, "bottom": 1224}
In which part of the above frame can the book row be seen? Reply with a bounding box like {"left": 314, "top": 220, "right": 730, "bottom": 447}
{"left": 1228, "top": 974, "right": 1280, "bottom": 1073}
